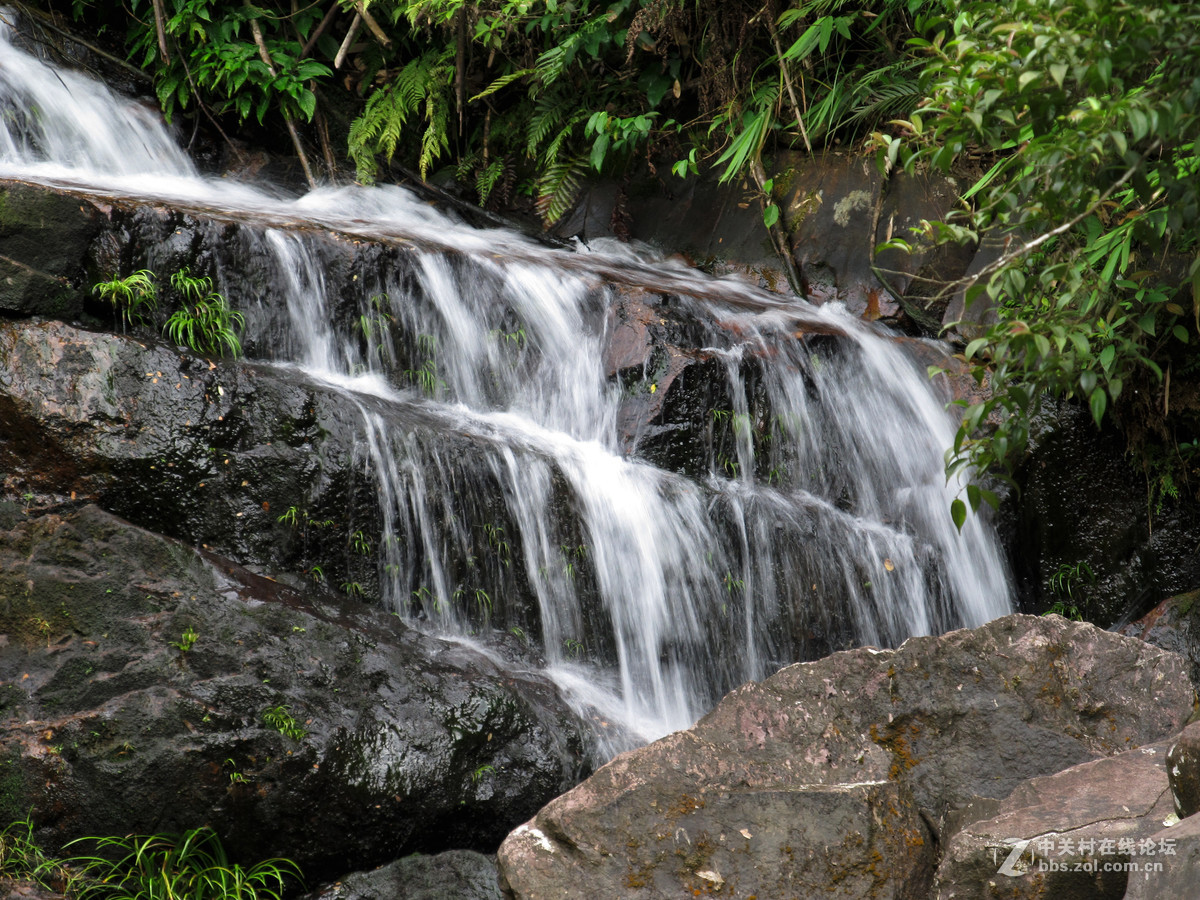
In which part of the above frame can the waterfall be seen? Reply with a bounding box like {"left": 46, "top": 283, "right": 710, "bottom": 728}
{"left": 0, "top": 14, "right": 1011, "bottom": 751}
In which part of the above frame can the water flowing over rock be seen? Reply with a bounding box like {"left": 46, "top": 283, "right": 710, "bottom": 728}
{"left": 0, "top": 9, "right": 1012, "bottom": 756}
{"left": 496, "top": 614, "right": 1195, "bottom": 899}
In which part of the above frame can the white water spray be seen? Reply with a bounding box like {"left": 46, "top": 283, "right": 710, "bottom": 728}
{"left": 0, "top": 15, "right": 1011, "bottom": 751}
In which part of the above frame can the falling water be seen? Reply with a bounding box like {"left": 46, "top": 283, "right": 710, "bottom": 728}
{"left": 0, "top": 14, "right": 1011, "bottom": 750}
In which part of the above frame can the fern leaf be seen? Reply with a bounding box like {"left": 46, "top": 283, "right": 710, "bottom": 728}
{"left": 471, "top": 68, "right": 535, "bottom": 103}
{"left": 536, "top": 152, "right": 590, "bottom": 226}
{"left": 526, "top": 95, "right": 567, "bottom": 157}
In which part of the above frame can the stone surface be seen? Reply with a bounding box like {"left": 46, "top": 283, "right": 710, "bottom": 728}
{"left": 304, "top": 850, "right": 503, "bottom": 900}
{"left": 1165, "top": 721, "right": 1200, "bottom": 819}
{"left": 1120, "top": 590, "right": 1200, "bottom": 686}
{"left": 935, "top": 742, "right": 1178, "bottom": 899}
{"left": 782, "top": 151, "right": 892, "bottom": 318}
{"left": 500, "top": 751, "right": 933, "bottom": 900}
{"left": 497, "top": 615, "right": 1195, "bottom": 899}
{"left": 0, "top": 317, "right": 562, "bottom": 628}
{"left": 0, "top": 504, "right": 591, "bottom": 882}
{"left": 0, "top": 881, "right": 67, "bottom": 900}
{"left": 1121, "top": 812, "right": 1200, "bottom": 900}
{"left": 0, "top": 182, "right": 102, "bottom": 319}
{"left": 1010, "top": 400, "right": 1200, "bottom": 626}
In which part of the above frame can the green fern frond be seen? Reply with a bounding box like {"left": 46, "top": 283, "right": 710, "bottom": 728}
{"left": 526, "top": 95, "right": 568, "bottom": 157}
{"left": 476, "top": 157, "right": 507, "bottom": 206}
{"left": 420, "top": 85, "right": 451, "bottom": 180}
{"left": 347, "top": 49, "right": 454, "bottom": 184}
{"left": 542, "top": 110, "right": 589, "bottom": 166}
{"left": 535, "top": 152, "right": 590, "bottom": 226}
{"left": 348, "top": 81, "right": 414, "bottom": 183}
{"left": 846, "top": 69, "right": 923, "bottom": 127}
{"left": 471, "top": 68, "right": 535, "bottom": 102}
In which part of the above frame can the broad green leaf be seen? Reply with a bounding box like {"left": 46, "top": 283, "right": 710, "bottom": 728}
{"left": 1089, "top": 388, "right": 1107, "bottom": 426}
{"left": 1099, "top": 344, "right": 1115, "bottom": 371}
{"left": 951, "top": 498, "right": 967, "bottom": 532}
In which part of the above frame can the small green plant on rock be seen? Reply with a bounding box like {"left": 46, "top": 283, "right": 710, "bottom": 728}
{"left": 163, "top": 268, "right": 245, "bottom": 358}
{"left": 169, "top": 626, "right": 198, "bottom": 654}
{"left": 261, "top": 704, "right": 307, "bottom": 742}
{"left": 92, "top": 270, "right": 158, "bottom": 331}
{"left": 1043, "top": 561, "right": 1095, "bottom": 620}
{"left": 0, "top": 817, "right": 70, "bottom": 889}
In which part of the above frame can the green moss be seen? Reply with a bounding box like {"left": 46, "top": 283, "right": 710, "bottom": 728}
{"left": 0, "top": 754, "right": 29, "bottom": 824}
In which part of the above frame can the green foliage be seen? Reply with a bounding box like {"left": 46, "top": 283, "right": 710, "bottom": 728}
{"left": 163, "top": 268, "right": 246, "bottom": 358}
{"left": 348, "top": 48, "right": 455, "bottom": 183}
{"left": 0, "top": 817, "right": 72, "bottom": 891}
{"left": 120, "top": 0, "right": 329, "bottom": 125}
{"left": 169, "top": 626, "right": 199, "bottom": 653}
{"left": 261, "top": 704, "right": 306, "bottom": 742}
{"left": 884, "top": 0, "right": 1200, "bottom": 509}
{"left": 1043, "top": 600, "right": 1084, "bottom": 622}
{"left": 71, "top": 0, "right": 950, "bottom": 230}
{"left": 67, "top": 826, "right": 301, "bottom": 900}
{"left": 92, "top": 270, "right": 158, "bottom": 330}
{"left": 1049, "top": 561, "right": 1095, "bottom": 602}
{"left": 1, "top": 820, "right": 300, "bottom": 900}
{"left": 92, "top": 266, "right": 245, "bottom": 357}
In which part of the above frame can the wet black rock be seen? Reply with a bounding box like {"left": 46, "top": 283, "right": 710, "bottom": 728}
{"left": 0, "top": 504, "right": 591, "bottom": 882}
{"left": 304, "top": 850, "right": 503, "bottom": 900}
{"left": 0, "top": 182, "right": 103, "bottom": 319}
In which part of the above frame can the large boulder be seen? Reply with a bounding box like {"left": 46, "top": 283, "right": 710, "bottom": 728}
{"left": 497, "top": 614, "right": 1194, "bottom": 899}
{"left": 1122, "top": 813, "right": 1200, "bottom": 900}
{"left": 935, "top": 741, "right": 1179, "bottom": 899}
{"left": 0, "top": 182, "right": 103, "bottom": 319}
{"left": 0, "top": 317, "right": 376, "bottom": 576}
{"left": 304, "top": 850, "right": 503, "bottom": 900}
{"left": 0, "top": 503, "right": 591, "bottom": 882}
{"left": 0, "top": 317, "right": 556, "bottom": 627}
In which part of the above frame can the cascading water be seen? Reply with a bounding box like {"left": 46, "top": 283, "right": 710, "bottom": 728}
{"left": 0, "top": 15, "right": 1011, "bottom": 752}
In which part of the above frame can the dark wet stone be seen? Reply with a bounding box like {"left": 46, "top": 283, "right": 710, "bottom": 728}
{"left": 0, "top": 182, "right": 103, "bottom": 319}
{"left": 0, "top": 505, "right": 591, "bottom": 882}
{"left": 304, "top": 850, "right": 502, "bottom": 900}
{"left": 1010, "top": 399, "right": 1200, "bottom": 625}
{"left": 1165, "top": 721, "right": 1200, "bottom": 819}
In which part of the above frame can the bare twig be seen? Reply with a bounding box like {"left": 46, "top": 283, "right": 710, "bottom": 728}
{"left": 11, "top": 2, "right": 152, "bottom": 82}
{"left": 750, "top": 159, "right": 805, "bottom": 297}
{"left": 766, "top": 12, "right": 811, "bottom": 154}
{"left": 246, "top": 7, "right": 317, "bottom": 189}
{"left": 334, "top": 13, "right": 362, "bottom": 70}
{"left": 151, "top": 0, "right": 171, "bottom": 64}
{"left": 354, "top": 1, "right": 392, "bottom": 48}
{"left": 300, "top": 0, "right": 340, "bottom": 58}
{"left": 876, "top": 141, "right": 1165, "bottom": 316}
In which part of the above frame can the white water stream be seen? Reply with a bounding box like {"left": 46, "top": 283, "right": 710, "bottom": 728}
{"left": 0, "top": 15, "right": 1011, "bottom": 752}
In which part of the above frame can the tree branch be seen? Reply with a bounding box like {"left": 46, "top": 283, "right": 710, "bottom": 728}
{"left": 246, "top": 7, "right": 317, "bottom": 189}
